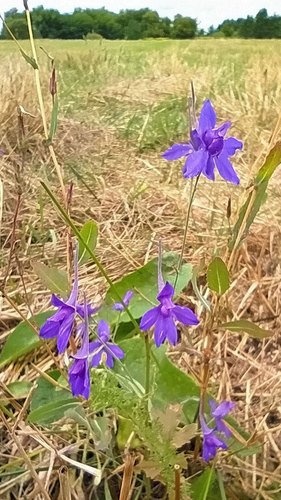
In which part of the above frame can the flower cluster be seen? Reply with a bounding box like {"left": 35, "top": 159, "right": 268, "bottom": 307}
{"left": 200, "top": 401, "right": 235, "bottom": 461}
{"left": 163, "top": 99, "right": 242, "bottom": 184}
{"left": 39, "top": 247, "right": 124, "bottom": 399}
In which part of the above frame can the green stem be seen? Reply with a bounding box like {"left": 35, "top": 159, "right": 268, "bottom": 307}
{"left": 174, "top": 175, "right": 200, "bottom": 288}
{"left": 144, "top": 334, "right": 151, "bottom": 406}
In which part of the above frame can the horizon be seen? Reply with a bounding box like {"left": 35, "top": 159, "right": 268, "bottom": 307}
{"left": 1, "top": 0, "right": 281, "bottom": 30}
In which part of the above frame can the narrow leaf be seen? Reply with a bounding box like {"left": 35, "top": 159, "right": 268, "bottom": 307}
{"left": 20, "top": 49, "right": 38, "bottom": 69}
{"left": 230, "top": 142, "right": 281, "bottom": 250}
{"left": 78, "top": 220, "right": 98, "bottom": 265}
{"left": 255, "top": 142, "right": 281, "bottom": 185}
{"left": 191, "top": 468, "right": 217, "bottom": 500}
{"left": 221, "top": 320, "right": 273, "bottom": 339}
{"left": 207, "top": 257, "right": 230, "bottom": 295}
{"left": 47, "top": 95, "right": 59, "bottom": 144}
{"left": 32, "top": 262, "right": 69, "bottom": 298}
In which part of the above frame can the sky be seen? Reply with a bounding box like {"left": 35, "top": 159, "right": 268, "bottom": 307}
{"left": 1, "top": 0, "right": 280, "bottom": 30}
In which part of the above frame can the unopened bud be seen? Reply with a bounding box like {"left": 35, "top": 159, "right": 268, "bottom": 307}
{"left": 49, "top": 68, "right": 57, "bottom": 96}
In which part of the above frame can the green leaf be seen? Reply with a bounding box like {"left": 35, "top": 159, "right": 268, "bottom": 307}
{"left": 100, "top": 252, "right": 192, "bottom": 323}
{"left": 207, "top": 257, "right": 230, "bottom": 295}
{"left": 0, "top": 381, "right": 33, "bottom": 406}
{"left": 78, "top": 220, "right": 98, "bottom": 265}
{"left": 47, "top": 95, "right": 59, "bottom": 144}
{"left": 29, "top": 370, "right": 79, "bottom": 426}
{"left": 32, "top": 262, "right": 69, "bottom": 298}
{"left": 20, "top": 49, "right": 38, "bottom": 69}
{"left": 7, "top": 381, "right": 33, "bottom": 399}
{"left": 116, "top": 337, "right": 200, "bottom": 416}
{"left": 29, "top": 399, "right": 80, "bottom": 425}
{"left": 255, "top": 141, "right": 281, "bottom": 185}
{"left": 230, "top": 143, "right": 281, "bottom": 250}
{"left": 0, "top": 311, "right": 52, "bottom": 368}
{"left": 220, "top": 320, "right": 273, "bottom": 339}
{"left": 191, "top": 468, "right": 218, "bottom": 500}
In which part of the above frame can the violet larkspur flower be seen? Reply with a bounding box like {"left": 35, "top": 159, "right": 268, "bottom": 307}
{"left": 210, "top": 400, "right": 235, "bottom": 438}
{"left": 162, "top": 99, "right": 243, "bottom": 185}
{"left": 39, "top": 248, "right": 96, "bottom": 354}
{"left": 200, "top": 415, "right": 227, "bottom": 462}
{"left": 69, "top": 303, "right": 92, "bottom": 399}
{"left": 140, "top": 282, "right": 199, "bottom": 347}
{"left": 90, "top": 320, "right": 124, "bottom": 368}
{"left": 112, "top": 290, "right": 134, "bottom": 311}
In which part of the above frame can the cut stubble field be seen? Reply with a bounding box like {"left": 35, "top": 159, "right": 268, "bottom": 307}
{"left": 1, "top": 38, "right": 281, "bottom": 498}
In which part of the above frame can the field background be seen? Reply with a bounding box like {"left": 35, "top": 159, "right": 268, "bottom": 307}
{"left": 1, "top": 38, "right": 281, "bottom": 498}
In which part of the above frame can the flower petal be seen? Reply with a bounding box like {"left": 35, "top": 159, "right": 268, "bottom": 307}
{"left": 112, "top": 302, "right": 124, "bottom": 311}
{"left": 106, "top": 343, "right": 124, "bottom": 360}
{"left": 105, "top": 353, "right": 114, "bottom": 368}
{"left": 51, "top": 294, "right": 67, "bottom": 308}
{"left": 199, "top": 100, "right": 216, "bottom": 134}
{"left": 157, "top": 281, "right": 174, "bottom": 301}
{"left": 216, "top": 121, "right": 231, "bottom": 137}
{"left": 215, "top": 419, "right": 232, "bottom": 438}
{"left": 97, "top": 320, "right": 110, "bottom": 341}
{"left": 39, "top": 318, "right": 61, "bottom": 339}
{"left": 154, "top": 315, "right": 165, "bottom": 347}
{"left": 69, "top": 359, "right": 90, "bottom": 399}
{"left": 212, "top": 401, "right": 235, "bottom": 418}
{"left": 223, "top": 137, "right": 243, "bottom": 156}
{"left": 173, "top": 306, "right": 199, "bottom": 326}
{"left": 91, "top": 350, "right": 103, "bottom": 367}
{"left": 164, "top": 316, "right": 178, "bottom": 345}
{"left": 140, "top": 306, "right": 159, "bottom": 331}
{"left": 162, "top": 143, "right": 193, "bottom": 161}
{"left": 204, "top": 155, "right": 215, "bottom": 180}
{"left": 182, "top": 149, "right": 208, "bottom": 179}
{"left": 57, "top": 313, "right": 75, "bottom": 354}
{"left": 216, "top": 153, "right": 240, "bottom": 185}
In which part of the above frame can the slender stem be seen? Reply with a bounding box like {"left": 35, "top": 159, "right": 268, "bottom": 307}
{"left": 174, "top": 464, "right": 181, "bottom": 500}
{"left": 175, "top": 175, "right": 200, "bottom": 288}
{"left": 24, "top": 6, "right": 66, "bottom": 200}
{"left": 41, "top": 181, "right": 140, "bottom": 331}
{"left": 144, "top": 334, "right": 151, "bottom": 407}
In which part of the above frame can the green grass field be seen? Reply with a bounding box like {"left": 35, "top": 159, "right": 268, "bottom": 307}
{"left": 1, "top": 38, "right": 281, "bottom": 498}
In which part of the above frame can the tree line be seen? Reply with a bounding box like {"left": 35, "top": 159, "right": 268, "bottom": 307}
{"left": 1, "top": 7, "right": 280, "bottom": 40}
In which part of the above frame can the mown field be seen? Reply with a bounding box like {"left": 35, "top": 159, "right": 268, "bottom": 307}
{"left": 1, "top": 38, "right": 281, "bottom": 499}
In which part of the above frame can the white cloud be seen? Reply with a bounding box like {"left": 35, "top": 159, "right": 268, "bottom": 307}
{"left": 1, "top": 0, "right": 280, "bottom": 29}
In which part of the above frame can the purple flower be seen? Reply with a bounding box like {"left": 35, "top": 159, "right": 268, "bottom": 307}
{"left": 140, "top": 281, "right": 199, "bottom": 347}
{"left": 0, "top": 149, "right": 5, "bottom": 157}
{"left": 162, "top": 99, "right": 242, "bottom": 185}
{"left": 209, "top": 400, "right": 234, "bottom": 438}
{"left": 39, "top": 248, "right": 96, "bottom": 354}
{"left": 69, "top": 307, "right": 92, "bottom": 399}
{"left": 200, "top": 415, "right": 227, "bottom": 462}
{"left": 112, "top": 290, "right": 134, "bottom": 312}
{"left": 90, "top": 320, "right": 124, "bottom": 368}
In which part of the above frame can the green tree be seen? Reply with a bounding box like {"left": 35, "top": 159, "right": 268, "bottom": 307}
{"left": 171, "top": 15, "right": 197, "bottom": 39}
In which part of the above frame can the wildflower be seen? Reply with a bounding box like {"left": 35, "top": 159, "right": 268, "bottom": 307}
{"left": 209, "top": 400, "right": 234, "bottom": 438}
{"left": 163, "top": 99, "right": 242, "bottom": 184}
{"left": 140, "top": 281, "right": 199, "bottom": 347}
{"left": 200, "top": 415, "right": 227, "bottom": 462}
{"left": 39, "top": 248, "right": 96, "bottom": 354}
{"left": 112, "top": 290, "right": 134, "bottom": 311}
{"left": 68, "top": 305, "right": 92, "bottom": 399}
{"left": 90, "top": 320, "right": 124, "bottom": 368}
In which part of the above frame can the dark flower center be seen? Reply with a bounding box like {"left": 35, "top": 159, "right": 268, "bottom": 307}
{"left": 203, "top": 130, "right": 224, "bottom": 156}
